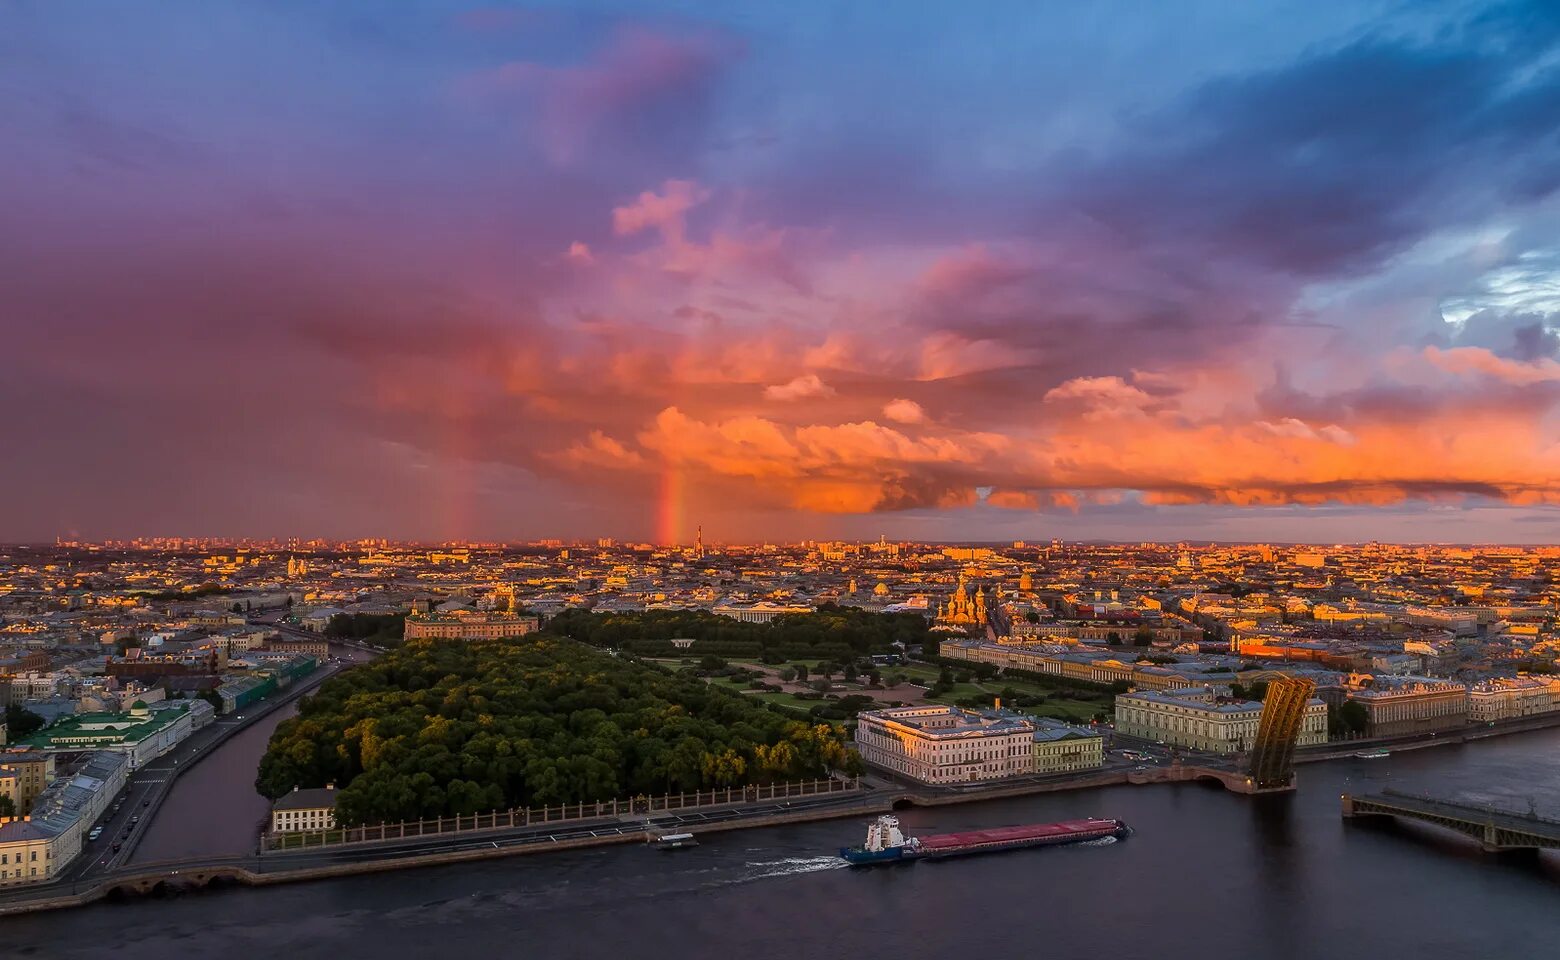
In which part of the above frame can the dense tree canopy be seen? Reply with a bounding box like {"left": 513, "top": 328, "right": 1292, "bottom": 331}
{"left": 5, "top": 705, "right": 46, "bottom": 738}
{"left": 256, "top": 636, "right": 861, "bottom": 826}
{"left": 543, "top": 604, "right": 929, "bottom": 660}
{"left": 324, "top": 611, "right": 407, "bottom": 645}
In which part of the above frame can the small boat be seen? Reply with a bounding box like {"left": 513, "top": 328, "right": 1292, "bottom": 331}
{"left": 1354, "top": 748, "right": 1390, "bottom": 759}
{"left": 652, "top": 832, "right": 699, "bottom": 850}
{"left": 838, "top": 815, "right": 1130, "bottom": 866}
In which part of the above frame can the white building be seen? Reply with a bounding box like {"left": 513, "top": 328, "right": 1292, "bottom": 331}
{"left": 1467, "top": 676, "right": 1560, "bottom": 722}
{"left": 710, "top": 601, "right": 815, "bottom": 624}
{"left": 270, "top": 786, "right": 338, "bottom": 833}
{"left": 1115, "top": 687, "right": 1327, "bottom": 753}
{"left": 14, "top": 700, "right": 208, "bottom": 770}
{"left": 854, "top": 705, "right": 1101, "bottom": 784}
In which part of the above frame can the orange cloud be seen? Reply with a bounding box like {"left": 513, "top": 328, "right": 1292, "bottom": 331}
{"left": 882, "top": 398, "right": 926, "bottom": 424}
{"left": 764, "top": 374, "right": 834, "bottom": 401}
{"left": 1423, "top": 345, "right": 1560, "bottom": 385}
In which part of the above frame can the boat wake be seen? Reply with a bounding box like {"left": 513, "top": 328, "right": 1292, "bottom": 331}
{"left": 741, "top": 856, "right": 849, "bottom": 881}
{"left": 1077, "top": 836, "right": 1118, "bottom": 847}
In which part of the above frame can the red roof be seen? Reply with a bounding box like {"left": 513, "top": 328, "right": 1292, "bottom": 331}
{"left": 918, "top": 819, "right": 1115, "bottom": 849}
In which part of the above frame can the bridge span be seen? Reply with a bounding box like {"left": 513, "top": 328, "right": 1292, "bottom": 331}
{"left": 1343, "top": 790, "right": 1560, "bottom": 852}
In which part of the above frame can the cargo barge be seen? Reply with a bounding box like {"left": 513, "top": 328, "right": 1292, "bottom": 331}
{"left": 839, "top": 814, "right": 1130, "bottom": 865}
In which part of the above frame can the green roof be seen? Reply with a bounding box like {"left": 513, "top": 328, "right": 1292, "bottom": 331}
{"left": 16, "top": 704, "right": 190, "bottom": 749}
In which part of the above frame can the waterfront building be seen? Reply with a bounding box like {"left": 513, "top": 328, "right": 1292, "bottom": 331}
{"left": 403, "top": 611, "right": 541, "bottom": 640}
{"left": 1114, "top": 687, "right": 1327, "bottom": 753}
{"left": 0, "top": 752, "right": 127, "bottom": 886}
{"left": 854, "top": 705, "right": 1038, "bottom": 784}
{"left": 1345, "top": 676, "right": 1467, "bottom": 737}
{"left": 1030, "top": 718, "right": 1105, "bottom": 773}
{"left": 13, "top": 701, "right": 207, "bottom": 769}
{"left": 1466, "top": 676, "right": 1560, "bottom": 722}
{"left": 270, "top": 786, "right": 337, "bottom": 833}
{"left": 0, "top": 753, "right": 56, "bottom": 816}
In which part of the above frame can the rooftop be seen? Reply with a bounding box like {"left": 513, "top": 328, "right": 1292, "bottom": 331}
{"left": 272, "top": 786, "right": 337, "bottom": 812}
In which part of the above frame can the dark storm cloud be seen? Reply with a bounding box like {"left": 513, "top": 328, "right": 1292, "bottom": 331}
{"left": 1071, "top": 15, "right": 1560, "bottom": 279}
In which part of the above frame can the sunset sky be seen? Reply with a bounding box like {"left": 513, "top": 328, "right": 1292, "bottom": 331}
{"left": 7, "top": 1, "right": 1560, "bottom": 543}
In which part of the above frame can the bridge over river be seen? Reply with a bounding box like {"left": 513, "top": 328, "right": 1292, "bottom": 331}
{"left": 1342, "top": 790, "right": 1560, "bottom": 852}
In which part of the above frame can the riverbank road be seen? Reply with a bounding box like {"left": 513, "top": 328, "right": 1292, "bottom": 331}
{"left": 40, "top": 652, "right": 358, "bottom": 890}
{"left": 256, "top": 787, "right": 880, "bottom": 870}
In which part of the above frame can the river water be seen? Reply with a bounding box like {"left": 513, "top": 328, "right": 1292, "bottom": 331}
{"left": 9, "top": 727, "right": 1560, "bottom": 959}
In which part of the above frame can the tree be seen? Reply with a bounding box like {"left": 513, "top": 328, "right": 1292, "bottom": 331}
{"left": 1024, "top": 611, "right": 1040, "bottom": 624}
{"left": 255, "top": 636, "right": 858, "bottom": 826}
{"left": 1106, "top": 632, "right": 1122, "bottom": 646}
{"left": 843, "top": 662, "right": 859, "bottom": 683}
{"left": 5, "top": 706, "right": 46, "bottom": 739}
{"left": 793, "top": 663, "right": 809, "bottom": 682}
{"left": 698, "top": 654, "right": 728, "bottom": 672}
{"left": 0, "top": 796, "right": 14, "bottom": 818}
{"left": 1133, "top": 627, "right": 1154, "bottom": 646}
{"left": 778, "top": 667, "right": 798, "bottom": 682}
{"left": 867, "top": 669, "right": 881, "bottom": 687}
{"left": 1333, "top": 701, "right": 1369, "bottom": 738}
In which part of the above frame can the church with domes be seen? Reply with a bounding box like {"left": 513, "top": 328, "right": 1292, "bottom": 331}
{"left": 936, "top": 574, "right": 987, "bottom": 626}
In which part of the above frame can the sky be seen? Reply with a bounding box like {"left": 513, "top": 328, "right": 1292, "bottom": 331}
{"left": 5, "top": 1, "right": 1560, "bottom": 544}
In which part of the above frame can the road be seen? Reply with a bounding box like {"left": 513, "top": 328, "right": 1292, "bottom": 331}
{"left": 245, "top": 789, "right": 876, "bottom": 872}
{"left": 40, "top": 641, "right": 374, "bottom": 891}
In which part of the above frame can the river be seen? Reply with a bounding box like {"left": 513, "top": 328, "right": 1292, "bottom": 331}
{"left": 9, "top": 726, "right": 1560, "bottom": 959}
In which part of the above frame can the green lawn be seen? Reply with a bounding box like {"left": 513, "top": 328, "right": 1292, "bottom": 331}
{"left": 744, "top": 690, "right": 833, "bottom": 712}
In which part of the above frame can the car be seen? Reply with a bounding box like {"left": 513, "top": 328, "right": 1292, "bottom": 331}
{"left": 130, "top": 815, "right": 140, "bottom": 824}
{"left": 142, "top": 799, "right": 150, "bottom": 807}
{"left": 236, "top": 715, "right": 245, "bottom": 720}
{"left": 112, "top": 842, "right": 122, "bottom": 852}
{"left": 88, "top": 827, "right": 103, "bottom": 840}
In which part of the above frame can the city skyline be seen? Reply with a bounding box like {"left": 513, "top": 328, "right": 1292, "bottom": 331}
{"left": 8, "top": 1, "right": 1560, "bottom": 544}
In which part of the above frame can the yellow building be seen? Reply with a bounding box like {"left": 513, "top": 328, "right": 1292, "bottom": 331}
{"left": 403, "top": 612, "right": 541, "bottom": 641}
{"left": 0, "top": 752, "right": 127, "bottom": 886}
{"left": 0, "top": 753, "right": 55, "bottom": 816}
{"left": 1030, "top": 719, "right": 1105, "bottom": 773}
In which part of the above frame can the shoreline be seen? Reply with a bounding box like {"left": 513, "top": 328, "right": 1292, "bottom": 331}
{"left": 6, "top": 710, "right": 1560, "bottom": 917}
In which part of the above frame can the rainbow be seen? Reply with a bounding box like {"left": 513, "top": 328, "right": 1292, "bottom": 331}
{"left": 657, "top": 463, "right": 684, "bottom": 546}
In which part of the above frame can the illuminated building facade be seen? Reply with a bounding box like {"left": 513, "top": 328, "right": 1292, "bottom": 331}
{"left": 854, "top": 705, "right": 1100, "bottom": 784}
{"left": 1115, "top": 687, "right": 1326, "bottom": 753}
{"left": 403, "top": 612, "right": 541, "bottom": 641}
